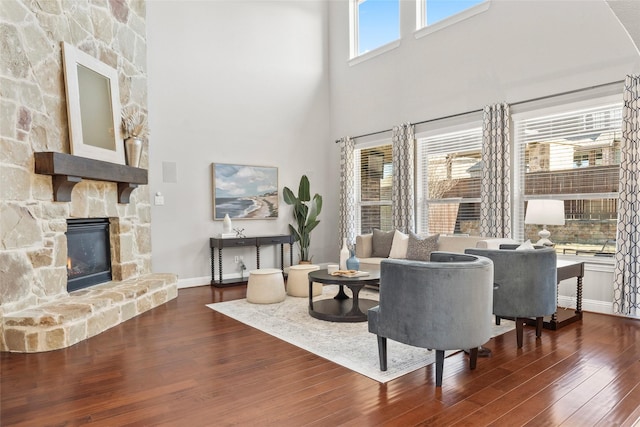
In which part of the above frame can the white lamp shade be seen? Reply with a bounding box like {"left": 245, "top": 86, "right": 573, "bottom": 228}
{"left": 524, "top": 200, "right": 565, "bottom": 226}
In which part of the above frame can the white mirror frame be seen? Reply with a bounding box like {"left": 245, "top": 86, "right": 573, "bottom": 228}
{"left": 61, "top": 42, "right": 124, "bottom": 165}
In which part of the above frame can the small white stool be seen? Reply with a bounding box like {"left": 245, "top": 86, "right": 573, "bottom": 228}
{"left": 246, "top": 268, "right": 286, "bottom": 304}
{"left": 286, "top": 264, "right": 323, "bottom": 297}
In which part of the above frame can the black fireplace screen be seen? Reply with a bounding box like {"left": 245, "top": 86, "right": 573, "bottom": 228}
{"left": 66, "top": 218, "right": 112, "bottom": 292}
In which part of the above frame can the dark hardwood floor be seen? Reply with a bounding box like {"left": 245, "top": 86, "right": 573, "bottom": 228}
{"left": 2, "top": 284, "right": 640, "bottom": 426}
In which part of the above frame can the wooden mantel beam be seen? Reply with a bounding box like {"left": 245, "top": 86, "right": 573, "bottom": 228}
{"left": 34, "top": 152, "right": 148, "bottom": 204}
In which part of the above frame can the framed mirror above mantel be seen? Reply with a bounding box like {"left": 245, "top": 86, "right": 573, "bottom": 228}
{"left": 61, "top": 41, "right": 125, "bottom": 165}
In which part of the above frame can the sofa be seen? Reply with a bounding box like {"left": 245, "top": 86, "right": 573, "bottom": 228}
{"left": 355, "top": 230, "right": 516, "bottom": 272}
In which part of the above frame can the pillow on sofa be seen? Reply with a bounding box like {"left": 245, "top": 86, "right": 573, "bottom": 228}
{"left": 389, "top": 230, "right": 409, "bottom": 259}
{"left": 406, "top": 232, "right": 440, "bottom": 261}
{"left": 371, "top": 229, "right": 395, "bottom": 258}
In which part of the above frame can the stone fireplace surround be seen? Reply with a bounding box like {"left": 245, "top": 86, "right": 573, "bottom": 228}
{"left": 0, "top": 154, "right": 178, "bottom": 353}
{"left": 0, "top": 174, "right": 178, "bottom": 353}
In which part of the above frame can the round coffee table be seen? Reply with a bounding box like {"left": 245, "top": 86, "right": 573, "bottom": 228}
{"left": 307, "top": 269, "right": 380, "bottom": 322}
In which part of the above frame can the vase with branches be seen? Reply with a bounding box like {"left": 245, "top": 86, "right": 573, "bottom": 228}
{"left": 121, "top": 106, "right": 149, "bottom": 167}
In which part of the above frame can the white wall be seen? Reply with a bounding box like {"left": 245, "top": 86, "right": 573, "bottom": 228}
{"left": 328, "top": 0, "right": 640, "bottom": 138}
{"left": 147, "top": 1, "right": 336, "bottom": 286}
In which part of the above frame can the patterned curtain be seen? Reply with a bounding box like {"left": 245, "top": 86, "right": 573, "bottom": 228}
{"left": 613, "top": 75, "right": 640, "bottom": 317}
{"left": 480, "top": 103, "right": 511, "bottom": 238}
{"left": 391, "top": 123, "right": 415, "bottom": 233}
{"left": 339, "top": 136, "right": 357, "bottom": 246}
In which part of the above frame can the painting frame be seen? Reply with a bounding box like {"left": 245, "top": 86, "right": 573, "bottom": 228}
{"left": 212, "top": 163, "right": 279, "bottom": 220}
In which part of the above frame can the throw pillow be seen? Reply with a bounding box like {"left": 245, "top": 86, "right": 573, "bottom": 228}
{"left": 388, "top": 230, "right": 409, "bottom": 259}
{"left": 516, "top": 239, "right": 535, "bottom": 251}
{"left": 406, "top": 232, "right": 440, "bottom": 261}
{"left": 371, "top": 229, "right": 395, "bottom": 258}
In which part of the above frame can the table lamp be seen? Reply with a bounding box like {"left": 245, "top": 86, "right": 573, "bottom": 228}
{"left": 524, "top": 199, "right": 565, "bottom": 246}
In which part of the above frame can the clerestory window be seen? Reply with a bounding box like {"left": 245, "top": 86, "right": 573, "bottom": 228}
{"left": 350, "top": 0, "right": 400, "bottom": 59}
{"left": 416, "top": 0, "right": 489, "bottom": 36}
{"left": 350, "top": 0, "right": 489, "bottom": 60}
{"left": 424, "top": 0, "right": 485, "bottom": 25}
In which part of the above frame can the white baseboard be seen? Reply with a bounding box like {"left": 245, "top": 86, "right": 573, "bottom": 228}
{"left": 177, "top": 276, "right": 210, "bottom": 289}
{"left": 557, "top": 295, "right": 613, "bottom": 315}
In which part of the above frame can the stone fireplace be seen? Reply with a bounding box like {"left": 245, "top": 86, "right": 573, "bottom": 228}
{"left": 0, "top": 175, "right": 178, "bottom": 353}
{"left": 0, "top": 1, "right": 177, "bottom": 352}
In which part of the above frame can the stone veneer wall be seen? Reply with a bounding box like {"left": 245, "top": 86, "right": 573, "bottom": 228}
{"left": 0, "top": 0, "right": 177, "bottom": 352}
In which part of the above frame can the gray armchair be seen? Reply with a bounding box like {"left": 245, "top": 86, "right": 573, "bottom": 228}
{"left": 464, "top": 245, "right": 557, "bottom": 348}
{"left": 368, "top": 253, "right": 494, "bottom": 387}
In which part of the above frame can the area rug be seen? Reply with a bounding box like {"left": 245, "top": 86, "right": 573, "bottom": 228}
{"left": 207, "top": 286, "right": 515, "bottom": 383}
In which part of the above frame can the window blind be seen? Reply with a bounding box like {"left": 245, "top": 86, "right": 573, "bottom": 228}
{"left": 516, "top": 103, "right": 622, "bottom": 200}
{"left": 514, "top": 102, "right": 622, "bottom": 249}
{"left": 416, "top": 127, "right": 483, "bottom": 235}
{"left": 355, "top": 144, "right": 393, "bottom": 234}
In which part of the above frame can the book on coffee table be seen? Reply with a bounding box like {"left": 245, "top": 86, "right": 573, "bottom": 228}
{"left": 330, "top": 270, "right": 369, "bottom": 278}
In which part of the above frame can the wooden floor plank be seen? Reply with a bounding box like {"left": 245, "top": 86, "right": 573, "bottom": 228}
{"left": 563, "top": 347, "right": 640, "bottom": 426}
{"left": 2, "top": 285, "right": 640, "bottom": 426}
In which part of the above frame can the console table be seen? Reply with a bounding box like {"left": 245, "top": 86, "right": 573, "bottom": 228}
{"left": 209, "top": 235, "right": 294, "bottom": 287}
{"left": 548, "top": 260, "right": 585, "bottom": 330}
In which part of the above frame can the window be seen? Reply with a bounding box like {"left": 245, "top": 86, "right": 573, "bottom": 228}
{"left": 423, "top": 0, "right": 485, "bottom": 26}
{"left": 416, "top": 0, "right": 488, "bottom": 33}
{"left": 355, "top": 144, "right": 393, "bottom": 234}
{"left": 514, "top": 101, "right": 623, "bottom": 255}
{"left": 351, "top": 0, "right": 400, "bottom": 58}
{"left": 416, "top": 126, "right": 483, "bottom": 235}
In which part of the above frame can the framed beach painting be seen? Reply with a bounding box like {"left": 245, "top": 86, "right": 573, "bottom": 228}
{"left": 212, "top": 163, "right": 279, "bottom": 220}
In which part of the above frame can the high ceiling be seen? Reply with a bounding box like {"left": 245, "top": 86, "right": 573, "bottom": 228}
{"left": 607, "top": 0, "right": 640, "bottom": 55}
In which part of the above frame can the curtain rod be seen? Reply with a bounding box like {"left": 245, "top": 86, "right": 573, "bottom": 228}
{"left": 334, "top": 79, "right": 626, "bottom": 144}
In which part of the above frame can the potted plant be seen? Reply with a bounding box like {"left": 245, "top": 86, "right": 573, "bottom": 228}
{"left": 121, "top": 106, "right": 149, "bottom": 167}
{"left": 283, "top": 175, "right": 322, "bottom": 263}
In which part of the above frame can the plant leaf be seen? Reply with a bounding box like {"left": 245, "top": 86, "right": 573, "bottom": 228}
{"left": 305, "top": 220, "right": 320, "bottom": 234}
{"left": 298, "top": 175, "right": 311, "bottom": 202}
{"left": 283, "top": 187, "right": 296, "bottom": 205}
{"left": 288, "top": 224, "right": 301, "bottom": 242}
{"left": 308, "top": 194, "right": 322, "bottom": 222}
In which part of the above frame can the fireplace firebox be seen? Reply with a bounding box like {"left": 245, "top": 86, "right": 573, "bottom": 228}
{"left": 66, "top": 218, "right": 112, "bottom": 292}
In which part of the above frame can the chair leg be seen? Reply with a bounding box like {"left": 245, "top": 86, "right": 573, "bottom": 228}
{"left": 516, "top": 317, "right": 524, "bottom": 348}
{"left": 377, "top": 336, "right": 387, "bottom": 371}
{"left": 469, "top": 347, "right": 478, "bottom": 369}
{"left": 536, "top": 317, "right": 543, "bottom": 338}
{"left": 469, "top": 347, "right": 479, "bottom": 370}
{"left": 435, "top": 350, "right": 444, "bottom": 387}
{"left": 495, "top": 315, "right": 501, "bottom": 326}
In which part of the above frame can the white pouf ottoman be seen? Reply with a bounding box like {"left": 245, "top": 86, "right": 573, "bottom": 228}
{"left": 246, "top": 268, "right": 286, "bottom": 304}
{"left": 286, "top": 264, "right": 323, "bottom": 297}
